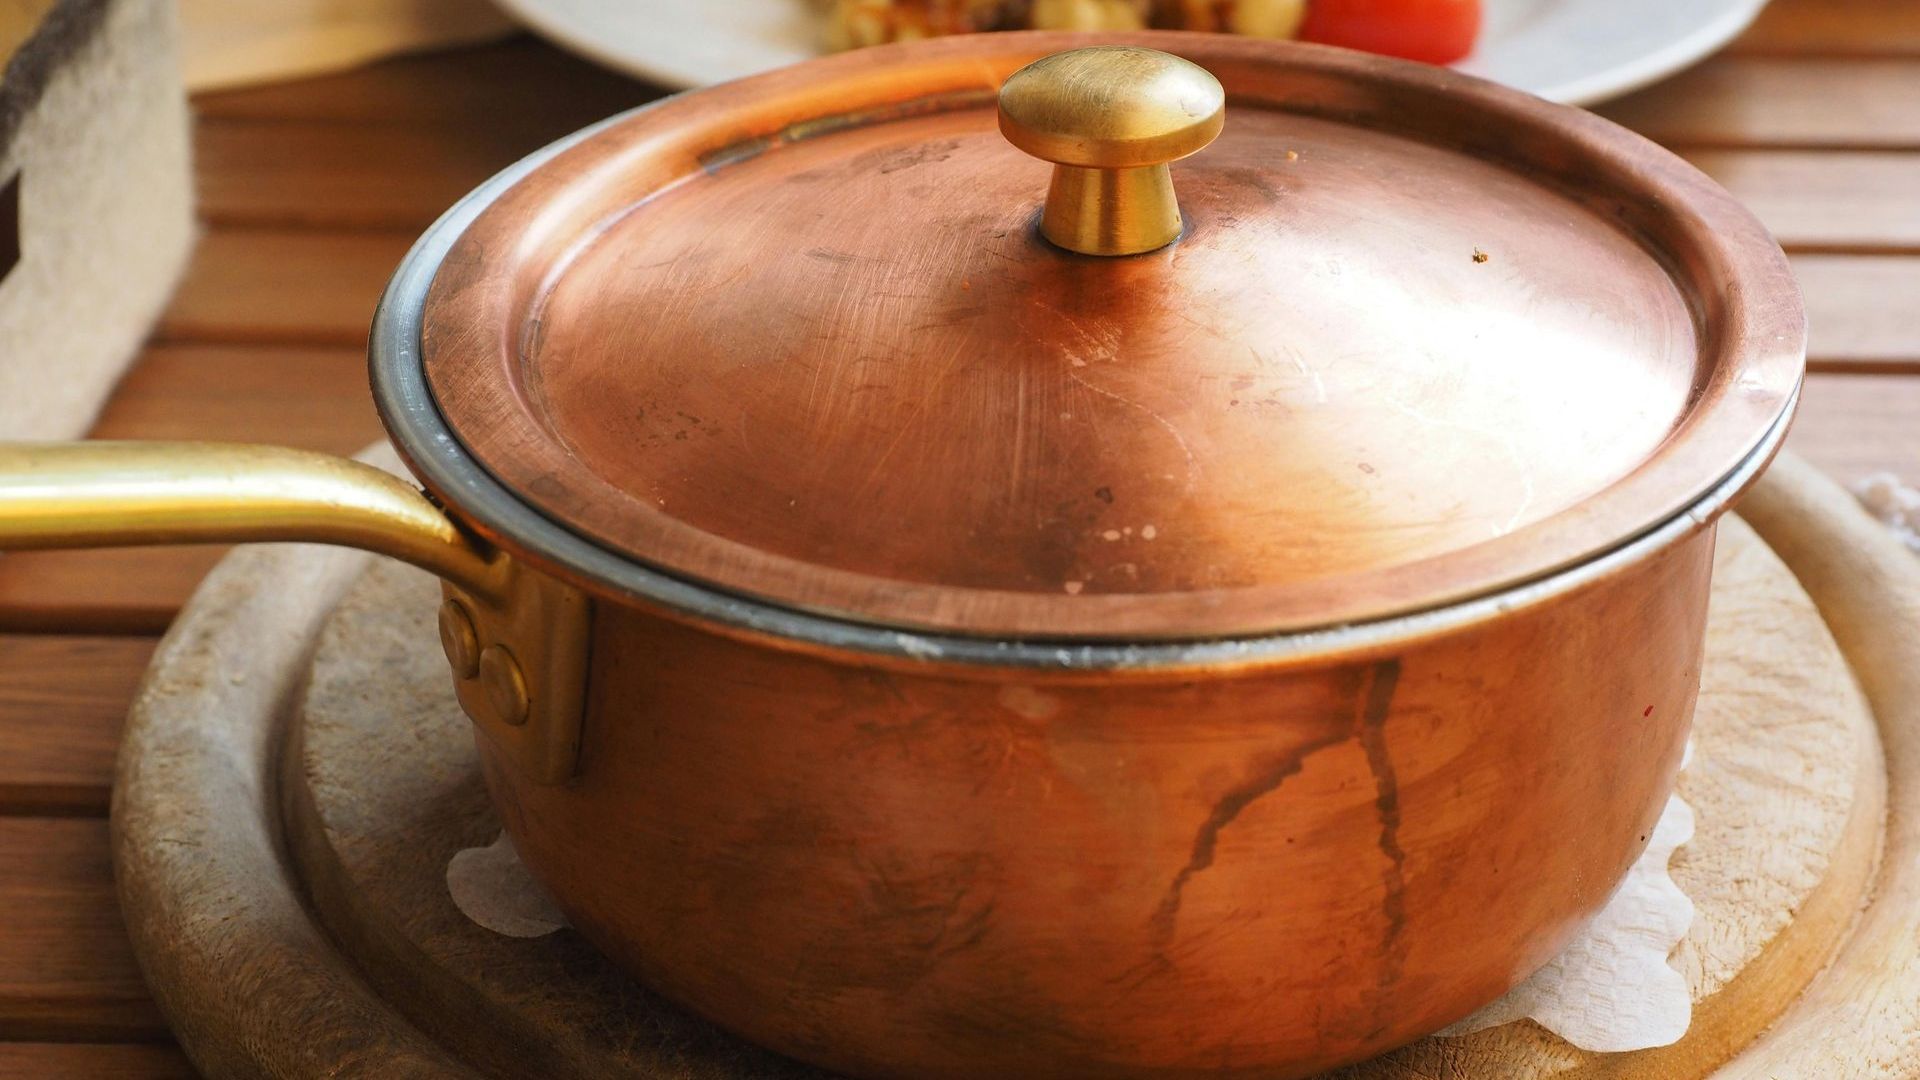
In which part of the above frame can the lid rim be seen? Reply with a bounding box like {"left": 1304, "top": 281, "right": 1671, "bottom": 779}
{"left": 369, "top": 90, "right": 1797, "bottom": 669}
{"left": 398, "top": 31, "right": 1805, "bottom": 643}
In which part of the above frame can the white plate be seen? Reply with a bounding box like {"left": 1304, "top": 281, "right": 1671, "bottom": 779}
{"left": 493, "top": 0, "right": 1767, "bottom": 106}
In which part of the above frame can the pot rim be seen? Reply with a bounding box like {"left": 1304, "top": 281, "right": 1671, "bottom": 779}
{"left": 371, "top": 72, "right": 1800, "bottom": 676}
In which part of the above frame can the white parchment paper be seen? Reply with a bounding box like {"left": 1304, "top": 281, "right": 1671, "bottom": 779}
{"left": 1435, "top": 790, "right": 1697, "bottom": 1050}
{"left": 446, "top": 831, "right": 568, "bottom": 939}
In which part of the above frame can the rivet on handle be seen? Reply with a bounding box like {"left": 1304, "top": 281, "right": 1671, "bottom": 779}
{"left": 998, "top": 45, "right": 1225, "bottom": 256}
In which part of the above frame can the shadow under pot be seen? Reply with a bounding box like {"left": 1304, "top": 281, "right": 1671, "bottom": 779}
{"left": 0, "top": 32, "right": 1802, "bottom": 1080}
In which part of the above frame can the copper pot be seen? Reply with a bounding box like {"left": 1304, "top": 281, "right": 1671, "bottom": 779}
{"left": 0, "top": 33, "right": 1801, "bottom": 1078}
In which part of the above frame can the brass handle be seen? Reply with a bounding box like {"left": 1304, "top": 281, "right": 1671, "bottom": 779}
{"left": 0, "top": 441, "right": 508, "bottom": 604}
{"left": 998, "top": 45, "right": 1225, "bottom": 256}
{"left": 0, "top": 440, "right": 592, "bottom": 784}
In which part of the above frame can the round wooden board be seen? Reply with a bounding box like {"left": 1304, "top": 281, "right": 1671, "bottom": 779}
{"left": 114, "top": 453, "right": 1920, "bottom": 1078}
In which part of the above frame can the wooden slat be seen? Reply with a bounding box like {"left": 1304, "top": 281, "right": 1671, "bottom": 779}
{"left": 191, "top": 44, "right": 665, "bottom": 233}
{"left": 195, "top": 120, "right": 502, "bottom": 231}
{"left": 193, "top": 37, "right": 656, "bottom": 128}
{"left": 0, "top": 552, "right": 225, "bottom": 636}
{"left": 200, "top": 138, "right": 1920, "bottom": 256}
{"left": 157, "top": 229, "right": 415, "bottom": 347}
{"left": 0, "top": 344, "right": 386, "bottom": 634}
{"left": 171, "top": 184, "right": 1920, "bottom": 376}
{"left": 1734, "top": 0, "right": 1920, "bottom": 57}
{"left": 1794, "top": 255, "right": 1920, "bottom": 372}
{"left": 0, "top": 1042, "right": 196, "bottom": 1079}
{"left": 1685, "top": 150, "right": 1920, "bottom": 253}
{"left": 0, "top": 819, "right": 166, "bottom": 1040}
{"left": 1789, "top": 373, "right": 1920, "bottom": 485}
{"left": 90, "top": 343, "right": 384, "bottom": 453}
{"left": 1599, "top": 58, "right": 1920, "bottom": 148}
{"left": 0, "top": 637, "right": 153, "bottom": 817}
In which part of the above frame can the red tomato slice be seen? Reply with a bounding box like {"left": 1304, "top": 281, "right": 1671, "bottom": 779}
{"left": 1300, "top": 0, "right": 1483, "bottom": 65}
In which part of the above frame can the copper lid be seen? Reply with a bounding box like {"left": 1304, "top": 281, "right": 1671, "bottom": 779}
{"left": 421, "top": 32, "right": 1803, "bottom": 640}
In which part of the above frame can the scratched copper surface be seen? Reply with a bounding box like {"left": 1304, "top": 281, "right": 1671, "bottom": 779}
{"left": 421, "top": 32, "right": 1801, "bottom": 639}
{"left": 483, "top": 524, "right": 1711, "bottom": 1078}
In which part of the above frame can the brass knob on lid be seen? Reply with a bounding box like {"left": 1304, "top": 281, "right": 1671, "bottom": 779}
{"left": 998, "top": 45, "right": 1225, "bottom": 256}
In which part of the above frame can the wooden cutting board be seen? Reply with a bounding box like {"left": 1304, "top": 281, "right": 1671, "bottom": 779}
{"left": 113, "top": 453, "right": 1920, "bottom": 1077}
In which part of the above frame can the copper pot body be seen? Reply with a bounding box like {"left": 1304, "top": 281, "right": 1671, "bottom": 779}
{"left": 477, "top": 524, "right": 1711, "bottom": 1078}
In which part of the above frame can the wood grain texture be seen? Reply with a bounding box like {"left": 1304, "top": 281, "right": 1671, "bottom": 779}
{"left": 0, "top": 819, "right": 166, "bottom": 1040}
{"left": 1794, "top": 257, "right": 1920, "bottom": 370}
{"left": 157, "top": 229, "right": 414, "bottom": 347}
{"left": 0, "top": 342, "right": 390, "bottom": 634}
{"left": 196, "top": 118, "right": 564, "bottom": 231}
{"left": 114, "top": 447, "right": 475, "bottom": 1079}
{"left": 1598, "top": 58, "right": 1920, "bottom": 148}
{"left": 0, "top": 1041, "right": 197, "bottom": 1078}
{"left": 0, "top": 636, "right": 154, "bottom": 816}
{"left": 1734, "top": 0, "right": 1920, "bottom": 57}
{"left": 1790, "top": 373, "right": 1920, "bottom": 483}
{"left": 1718, "top": 453, "right": 1920, "bottom": 1075}
{"left": 91, "top": 343, "right": 384, "bottom": 453}
{"left": 1660, "top": 516, "right": 1885, "bottom": 1065}
{"left": 0, "top": 549, "right": 224, "bottom": 635}
{"left": 1684, "top": 151, "right": 1920, "bottom": 254}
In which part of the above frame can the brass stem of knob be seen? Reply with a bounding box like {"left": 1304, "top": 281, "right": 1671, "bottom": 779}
{"left": 998, "top": 46, "right": 1225, "bottom": 257}
{"left": 1044, "top": 163, "right": 1182, "bottom": 257}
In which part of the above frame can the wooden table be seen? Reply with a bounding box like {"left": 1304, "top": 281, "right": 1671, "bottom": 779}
{"left": 0, "top": 5, "right": 1914, "bottom": 1074}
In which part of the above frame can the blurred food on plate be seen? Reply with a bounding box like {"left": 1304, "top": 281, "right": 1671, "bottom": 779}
{"left": 823, "top": 0, "right": 1478, "bottom": 63}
